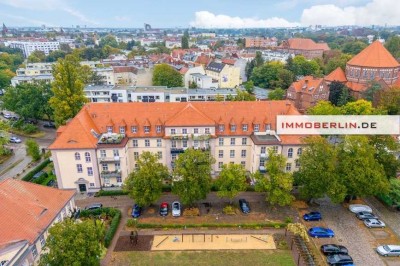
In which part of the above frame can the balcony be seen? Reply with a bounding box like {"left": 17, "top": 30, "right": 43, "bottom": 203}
{"left": 171, "top": 134, "right": 189, "bottom": 140}
{"left": 99, "top": 156, "right": 120, "bottom": 163}
{"left": 259, "top": 166, "right": 266, "bottom": 173}
{"left": 171, "top": 148, "right": 185, "bottom": 154}
{"left": 191, "top": 134, "right": 211, "bottom": 141}
{"left": 101, "top": 170, "right": 121, "bottom": 178}
{"left": 260, "top": 153, "right": 268, "bottom": 158}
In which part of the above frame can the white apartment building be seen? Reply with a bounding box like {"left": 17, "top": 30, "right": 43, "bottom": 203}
{"left": 49, "top": 101, "right": 304, "bottom": 193}
{"left": 7, "top": 41, "right": 60, "bottom": 57}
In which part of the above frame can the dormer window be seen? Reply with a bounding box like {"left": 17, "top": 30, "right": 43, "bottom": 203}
{"left": 242, "top": 124, "right": 248, "bottom": 131}
{"left": 254, "top": 124, "right": 260, "bottom": 132}
{"left": 156, "top": 125, "right": 162, "bottom": 133}
{"left": 218, "top": 124, "right": 224, "bottom": 132}
{"left": 131, "top": 126, "right": 137, "bottom": 133}
{"left": 144, "top": 126, "right": 150, "bottom": 133}
{"left": 119, "top": 126, "right": 125, "bottom": 134}
{"left": 107, "top": 126, "right": 113, "bottom": 133}
{"left": 230, "top": 125, "right": 236, "bottom": 132}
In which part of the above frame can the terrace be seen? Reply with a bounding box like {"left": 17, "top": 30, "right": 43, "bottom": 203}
{"left": 98, "top": 133, "right": 125, "bottom": 145}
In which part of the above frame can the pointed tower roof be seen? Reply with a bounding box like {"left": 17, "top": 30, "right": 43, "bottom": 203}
{"left": 325, "top": 67, "right": 348, "bottom": 83}
{"left": 347, "top": 40, "right": 400, "bottom": 68}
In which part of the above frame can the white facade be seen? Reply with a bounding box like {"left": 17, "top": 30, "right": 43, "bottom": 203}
{"left": 7, "top": 41, "right": 60, "bottom": 57}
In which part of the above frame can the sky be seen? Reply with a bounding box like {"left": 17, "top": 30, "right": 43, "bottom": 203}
{"left": 0, "top": 0, "right": 399, "bottom": 28}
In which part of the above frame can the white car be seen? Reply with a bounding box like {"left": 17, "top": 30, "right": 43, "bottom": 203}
{"left": 349, "top": 204, "right": 372, "bottom": 213}
{"left": 10, "top": 136, "right": 22, "bottom": 143}
{"left": 376, "top": 245, "right": 400, "bottom": 256}
{"left": 172, "top": 201, "right": 181, "bottom": 217}
{"left": 364, "top": 218, "right": 385, "bottom": 228}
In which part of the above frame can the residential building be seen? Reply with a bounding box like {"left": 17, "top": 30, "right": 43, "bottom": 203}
{"left": 245, "top": 37, "right": 278, "bottom": 48}
{"left": 277, "top": 38, "right": 330, "bottom": 59}
{"left": 49, "top": 101, "right": 304, "bottom": 192}
{"left": 286, "top": 76, "right": 329, "bottom": 112}
{"left": 0, "top": 179, "right": 76, "bottom": 265}
{"left": 7, "top": 41, "right": 60, "bottom": 57}
{"left": 262, "top": 50, "right": 294, "bottom": 64}
{"left": 11, "top": 62, "right": 54, "bottom": 86}
{"left": 189, "top": 73, "right": 217, "bottom": 89}
{"left": 183, "top": 66, "right": 206, "bottom": 88}
{"left": 205, "top": 62, "right": 241, "bottom": 88}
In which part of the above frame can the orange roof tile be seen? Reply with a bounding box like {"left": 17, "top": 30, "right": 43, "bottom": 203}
{"left": 289, "top": 76, "right": 325, "bottom": 94}
{"left": 179, "top": 67, "right": 189, "bottom": 74}
{"left": 283, "top": 38, "right": 330, "bottom": 51}
{"left": 346, "top": 81, "right": 368, "bottom": 92}
{"left": 0, "top": 179, "right": 75, "bottom": 246}
{"left": 165, "top": 103, "right": 215, "bottom": 127}
{"left": 325, "top": 67, "right": 347, "bottom": 83}
{"left": 222, "top": 58, "right": 236, "bottom": 65}
{"left": 347, "top": 40, "right": 400, "bottom": 68}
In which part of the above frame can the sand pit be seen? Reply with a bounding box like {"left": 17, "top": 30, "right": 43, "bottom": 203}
{"left": 151, "top": 234, "right": 276, "bottom": 251}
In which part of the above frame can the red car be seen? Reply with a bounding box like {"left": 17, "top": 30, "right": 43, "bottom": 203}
{"left": 159, "top": 202, "right": 169, "bottom": 216}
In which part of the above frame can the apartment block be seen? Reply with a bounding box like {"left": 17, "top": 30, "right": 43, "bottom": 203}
{"left": 7, "top": 41, "right": 60, "bottom": 57}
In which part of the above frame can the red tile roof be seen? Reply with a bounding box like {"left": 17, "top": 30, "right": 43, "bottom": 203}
{"left": 290, "top": 76, "right": 325, "bottom": 94}
{"left": 345, "top": 81, "right": 368, "bottom": 92}
{"left": 112, "top": 66, "right": 138, "bottom": 74}
{"left": 283, "top": 38, "right": 330, "bottom": 51}
{"left": 195, "top": 55, "right": 212, "bottom": 65}
{"left": 0, "top": 179, "right": 75, "bottom": 246}
{"left": 325, "top": 67, "right": 348, "bottom": 83}
{"left": 49, "top": 101, "right": 302, "bottom": 149}
{"left": 222, "top": 58, "right": 236, "bottom": 65}
{"left": 347, "top": 40, "right": 400, "bottom": 68}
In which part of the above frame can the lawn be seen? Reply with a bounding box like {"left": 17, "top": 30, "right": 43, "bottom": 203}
{"left": 110, "top": 250, "right": 295, "bottom": 266}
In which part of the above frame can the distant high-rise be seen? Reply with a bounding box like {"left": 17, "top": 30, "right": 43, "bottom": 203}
{"left": 2, "top": 23, "right": 8, "bottom": 36}
{"left": 144, "top": 23, "right": 152, "bottom": 31}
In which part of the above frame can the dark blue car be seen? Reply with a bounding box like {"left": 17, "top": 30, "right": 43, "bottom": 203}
{"left": 308, "top": 227, "right": 334, "bottom": 238}
{"left": 131, "top": 204, "right": 142, "bottom": 218}
{"left": 303, "top": 211, "right": 322, "bottom": 221}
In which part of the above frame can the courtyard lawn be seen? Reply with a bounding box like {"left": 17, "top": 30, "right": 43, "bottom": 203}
{"left": 110, "top": 250, "right": 295, "bottom": 266}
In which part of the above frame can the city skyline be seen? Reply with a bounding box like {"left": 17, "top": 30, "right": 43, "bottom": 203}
{"left": 0, "top": 0, "right": 399, "bottom": 29}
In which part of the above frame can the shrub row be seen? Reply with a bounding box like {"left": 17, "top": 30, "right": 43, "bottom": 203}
{"left": 129, "top": 221, "right": 286, "bottom": 229}
{"left": 94, "top": 190, "right": 129, "bottom": 197}
{"left": 80, "top": 207, "right": 119, "bottom": 218}
{"left": 22, "top": 158, "right": 51, "bottom": 182}
{"left": 32, "top": 172, "right": 48, "bottom": 184}
{"left": 39, "top": 174, "right": 56, "bottom": 186}
{"left": 377, "top": 194, "right": 396, "bottom": 207}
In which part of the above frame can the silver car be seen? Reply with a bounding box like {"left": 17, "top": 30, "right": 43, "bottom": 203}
{"left": 356, "top": 211, "right": 378, "bottom": 220}
{"left": 364, "top": 218, "right": 385, "bottom": 228}
{"left": 349, "top": 204, "right": 372, "bottom": 213}
{"left": 172, "top": 201, "right": 181, "bottom": 217}
{"left": 376, "top": 245, "right": 400, "bottom": 257}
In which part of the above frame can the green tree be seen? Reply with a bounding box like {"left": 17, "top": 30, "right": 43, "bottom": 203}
{"left": 25, "top": 139, "right": 41, "bottom": 161}
{"left": 28, "top": 50, "right": 46, "bottom": 63}
{"left": 245, "top": 60, "right": 255, "bottom": 80}
{"left": 181, "top": 30, "right": 189, "bottom": 49}
{"left": 337, "top": 136, "right": 389, "bottom": 199}
{"left": 152, "top": 64, "right": 183, "bottom": 87}
{"left": 328, "top": 81, "right": 345, "bottom": 106}
{"left": 387, "top": 178, "right": 400, "bottom": 205}
{"left": 39, "top": 219, "right": 105, "bottom": 266}
{"left": 60, "top": 43, "right": 72, "bottom": 53}
{"left": 99, "top": 34, "right": 118, "bottom": 48}
{"left": 307, "top": 101, "right": 342, "bottom": 115}
{"left": 251, "top": 61, "right": 284, "bottom": 88}
{"left": 172, "top": 148, "right": 216, "bottom": 206}
{"left": 0, "top": 69, "right": 14, "bottom": 88}
{"left": 369, "top": 135, "right": 400, "bottom": 180}
{"left": 255, "top": 150, "right": 294, "bottom": 206}
{"left": 49, "top": 54, "right": 88, "bottom": 126}
{"left": 124, "top": 152, "right": 169, "bottom": 207}
{"left": 337, "top": 86, "right": 353, "bottom": 106}
{"left": 292, "top": 56, "right": 321, "bottom": 77}
{"left": 325, "top": 53, "right": 352, "bottom": 74}
{"left": 340, "top": 99, "right": 381, "bottom": 115}
{"left": 277, "top": 68, "right": 295, "bottom": 89}
{"left": 244, "top": 80, "right": 254, "bottom": 93}
{"left": 0, "top": 121, "right": 10, "bottom": 156}
{"left": 46, "top": 50, "right": 67, "bottom": 62}
{"left": 342, "top": 41, "right": 367, "bottom": 55}
{"left": 254, "top": 51, "right": 264, "bottom": 67}
{"left": 215, "top": 163, "right": 247, "bottom": 204}
{"left": 268, "top": 88, "right": 286, "bottom": 100}
{"left": 234, "top": 90, "right": 256, "bottom": 101}
{"left": 376, "top": 87, "right": 400, "bottom": 114}
{"left": 385, "top": 36, "right": 400, "bottom": 59}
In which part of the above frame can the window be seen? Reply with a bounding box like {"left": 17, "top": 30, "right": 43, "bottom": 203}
{"left": 242, "top": 124, "right": 248, "bottom": 131}
{"left": 261, "top": 147, "right": 266, "bottom": 154}
{"left": 100, "top": 150, "right": 106, "bottom": 158}
{"left": 144, "top": 126, "right": 150, "bottom": 133}
{"left": 205, "top": 128, "right": 210, "bottom": 134}
{"left": 219, "top": 150, "right": 224, "bottom": 158}
{"left": 230, "top": 150, "right": 235, "bottom": 158}
{"left": 218, "top": 124, "right": 224, "bottom": 132}
{"left": 242, "top": 138, "right": 247, "bottom": 145}
{"left": 194, "top": 128, "right": 199, "bottom": 134}
{"left": 115, "top": 162, "right": 120, "bottom": 170}
{"left": 219, "top": 138, "right": 224, "bottom": 146}
{"left": 241, "top": 161, "right": 246, "bottom": 167}
{"left": 31, "top": 245, "right": 38, "bottom": 258}
{"left": 182, "top": 128, "right": 187, "bottom": 134}
{"left": 171, "top": 154, "right": 177, "bottom": 161}
{"left": 131, "top": 126, "right": 137, "bottom": 133}
{"left": 259, "top": 159, "right": 265, "bottom": 166}
{"left": 74, "top": 152, "right": 81, "bottom": 160}
{"left": 183, "top": 140, "right": 188, "bottom": 148}
{"left": 297, "top": 148, "right": 302, "bottom": 155}
{"left": 218, "top": 162, "right": 223, "bottom": 169}
{"left": 102, "top": 164, "right": 108, "bottom": 171}
{"left": 254, "top": 124, "right": 260, "bottom": 132}
{"left": 171, "top": 129, "right": 176, "bottom": 134}
{"left": 295, "top": 160, "right": 301, "bottom": 168}
{"left": 119, "top": 126, "right": 125, "bottom": 134}
{"left": 230, "top": 138, "right": 236, "bottom": 145}
{"left": 107, "top": 126, "right": 113, "bottom": 133}
{"left": 171, "top": 140, "right": 177, "bottom": 148}
{"left": 145, "top": 139, "right": 150, "bottom": 147}
{"left": 90, "top": 183, "right": 95, "bottom": 187}
{"left": 132, "top": 139, "right": 138, "bottom": 147}
{"left": 194, "top": 140, "right": 199, "bottom": 148}
{"left": 76, "top": 164, "right": 82, "bottom": 173}
{"left": 134, "top": 152, "right": 139, "bottom": 160}
{"left": 230, "top": 125, "right": 236, "bottom": 132}
{"left": 134, "top": 164, "right": 139, "bottom": 170}
{"left": 241, "top": 150, "right": 246, "bottom": 158}
{"left": 265, "top": 124, "right": 271, "bottom": 130}
{"left": 117, "top": 176, "right": 122, "bottom": 183}
{"left": 157, "top": 151, "right": 162, "bottom": 159}
{"left": 286, "top": 163, "right": 292, "bottom": 171}
{"left": 113, "top": 149, "right": 119, "bottom": 157}
{"left": 157, "top": 139, "right": 162, "bottom": 147}
{"left": 272, "top": 146, "right": 278, "bottom": 153}
{"left": 87, "top": 167, "right": 93, "bottom": 176}
{"left": 288, "top": 148, "right": 293, "bottom": 158}
{"left": 85, "top": 152, "right": 91, "bottom": 162}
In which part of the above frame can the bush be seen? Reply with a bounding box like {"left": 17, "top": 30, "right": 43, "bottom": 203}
{"left": 22, "top": 158, "right": 51, "bottom": 181}
{"left": 22, "top": 124, "right": 38, "bottom": 134}
{"left": 162, "top": 184, "right": 172, "bottom": 192}
{"left": 25, "top": 139, "right": 41, "bottom": 161}
{"left": 104, "top": 209, "right": 121, "bottom": 247}
{"left": 223, "top": 205, "right": 237, "bottom": 215}
{"left": 32, "top": 172, "right": 48, "bottom": 184}
{"left": 183, "top": 207, "right": 200, "bottom": 217}
{"left": 377, "top": 194, "right": 395, "bottom": 206}
{"left": 94, "top": 190, "right": 129, "bottom": 197}
{"left": 126, "top": 218, "right": 138, "bottom": 228}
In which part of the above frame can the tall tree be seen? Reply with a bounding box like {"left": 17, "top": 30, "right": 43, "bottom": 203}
{"left": 268, "top": 88, "right": 286, "bottom": 100}
{"left": 250, "top": 61, "right": 284, "bottom": 89}
{"left": 25, "top": 139, "right": 41, "bottom": 161}
{"left": 215, "top": 163, "right": 247, "bottom": 204}
{"left": 172, "top": 148, "right": 216, "bottom": 206}
{"left": 307, "top": 101, "right": 342, "bottom": 115}
{"left": 39, "top": 219, "right": 105, "bottom": 266}
{"left": 181, "top": 30, "right": 189, "bottom": 49}
{"left": 376, "top": 87, "right": 400, "bottom": 114}
{"left": 369, "top": 135, "right": 400, "bottom": 180}
{"left": 385, "top": 36, "right": 400, "bottom": 59}
{"left": 152, "top": 64, "right": 183, "bottom": 87}
{"left": 99, "top": 34, "right": 118, "bottom": 48}
{"left": 292, "top": 56, "right": 322, "bottom": 77}
{"left": 28, "top": 50, "right": 46, "bottom": 63}
{"left": 0, "top": 121, "right": 10, "bottom": 156}
{"left": 328, "top": 81, "right": 345, "bottom": 106}
{"left": 0, "top": 69, "right": 14, "bottom": 88}
{"left": 255, "top": 150, "right": 294, "bottom": 206}
{"left": 124, "top": 152, "right": 169, "bottom": 207}
{"left": 49, "top": 54, "right": 88, "bottom": 126}
{"left": 342, "top": 41, "right": 368, "bottom": 55}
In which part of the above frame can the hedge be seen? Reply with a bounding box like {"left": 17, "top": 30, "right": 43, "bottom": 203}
{"left": 94, "top": 190, "right": 129, "bottom": 197}
{"left": 22, "top": 158, "right": 51, "bottom": 182}
{"left": 129, "top": 221, "right": 286, "bottom": 229}
{"left": 377, "top": 194, "right": 396, "bottom": 207}
{"left": 32, "top": 172, "right": 48, "bottom": 184}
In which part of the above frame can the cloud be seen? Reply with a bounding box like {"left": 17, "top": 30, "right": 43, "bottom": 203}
{"left": 115, "top": 16, "right": 131, "bottom": 22}
{"left": 0, "top": 13, "right": 55, "bottom": 26}
{"left": 190, "top": 11, "right": 300, "bottom": 28}
{"left": 301, "top": 0, "right": 400, "bottom": 26}
{"left": 63, "top": 7, "right": 99, "bottom": 25}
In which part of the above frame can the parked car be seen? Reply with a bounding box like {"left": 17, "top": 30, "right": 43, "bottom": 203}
{"left": 376, "top": 245, "right": 400, "bottom": 257}
{"left": 3, "top": 113, "right": 12, "bottom": 119}
{"left": 46, "top": 179, "right": 55, "bottom": 187}
{"left": 239, "top": 198, "right": 251, "bottom": 214}
{"left": 9, "top": 136, "right": 21, "bottom": 143}
{"left": 24, "top": 118, "right": 38, "bottom": 124}
{"left": 308, "top": 227, "right": 335, "bottom": 238}
{"left": 131, "top": 204, "right": 142, "bottom": 218}
{"left": 349, "top": 204, "right": 372, "bottom": 213}
{"left": 172, "top": 201, "right": 181, "bottom": 217}
{"left": 303, "top": 211, "right": 322, "bottom": 221}
{"left": 326, "top": 254, "right": 353, "bottom": 265}
{"left": 159, "top": 202, "right": 169, "bottom": 216}
{"left": 43, "top": 121, "right": 56, "bottom": 128}
{"left": 85, "top": 203, "right": 103, "bottom": 210}
{"left": 32, "top": 171, "right": 47, "bottom": 181}
{"left": 364, "top": 218, "right": 385, "bottom": 228}
{"left": 356, "top": 211, "right": 378, "bottom": 220}
{"left": 321, "top": 244, "right": 348, "bottom": 255}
